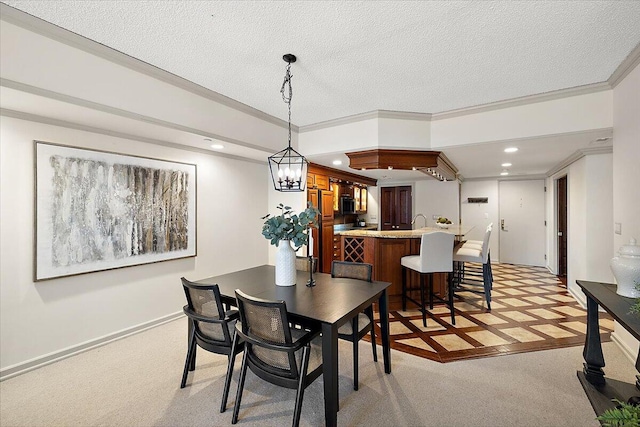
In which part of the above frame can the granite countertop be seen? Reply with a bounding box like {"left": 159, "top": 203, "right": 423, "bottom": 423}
{"left": 335, "top": 225, "right": 475, "bottom": 238}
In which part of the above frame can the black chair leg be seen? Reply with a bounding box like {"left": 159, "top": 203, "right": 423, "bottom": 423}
{"left": 220, "top": 331, "right": 240, "bottom": 413}
{"left": 420, "top": 273, "right": 427, "bottom": 327}
{"left": 180, "top": 328, "right": 196, "bottom": 388}
{"left": 231, "top": 348, "right": 250, "bottom": 424}
{"left": 488, "top": 253, "right": 494, "bottom": 285}
{"left": 483, "top": 263, "right": 492, "bottom": 311}
{"left": 401, "top": 266, "right": 407, "bottom": 311}
{"left": 352, "top": 318, "right": 359, "bottom": 391}
{"left": 428, "top": 273, "right": 434, "bottom": 309}
{"left": 448, "top": 272, "right": 456, "bottom": 325}
{"left": 293, "top": 347, "right": 310, "bottom": 427}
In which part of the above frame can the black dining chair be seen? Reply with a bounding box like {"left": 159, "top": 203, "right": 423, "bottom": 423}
{"left": 331, "top": 260, "right": 377, "bottom": 391}
{"left": 222, "top": 290, "right": 323, "bottom": 427}
{"left": 180, "top": 277, "right": 244, "bottom": 389}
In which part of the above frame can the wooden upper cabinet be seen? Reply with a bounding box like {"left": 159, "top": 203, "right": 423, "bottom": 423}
{"left": 381, "top": 185, "right": 412, "bottom": 230}
{"left": 308, "top": 172, "right": 329, "bottom": 190}
{"left": 315, "top": 174, "right": 329, "bottom": 190}
{"left": 331, "top": 182, "right": 340, "bottom": 211}
{"left": 361, "top": 188, "right": 368, "bottom": 212}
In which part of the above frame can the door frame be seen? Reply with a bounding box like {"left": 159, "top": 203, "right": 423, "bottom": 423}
{"left": 556, "top": 175, "right": 568, "bottom": 277}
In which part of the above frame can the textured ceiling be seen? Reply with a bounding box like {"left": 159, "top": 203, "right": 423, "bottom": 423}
{"left": 4, "top": 1, "right": 640, "bottom": 127}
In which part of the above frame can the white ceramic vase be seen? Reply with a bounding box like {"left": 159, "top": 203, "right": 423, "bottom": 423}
{"left": 610, "top": 238, "right": 640, "bottom": 298}
{"left": 275, "top": 240, "right": 297, "bottom": 286}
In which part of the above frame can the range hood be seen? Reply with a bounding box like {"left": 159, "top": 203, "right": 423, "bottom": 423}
{"left": 345, "top": 149, "right": 458, "bottom": 181}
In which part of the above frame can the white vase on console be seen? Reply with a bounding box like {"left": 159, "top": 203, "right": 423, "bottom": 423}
{"left": 610, "top": 237, "right": 640, "bottom": 298}
{"left": 275, "top": 240, "right": 297, "bottom": 286}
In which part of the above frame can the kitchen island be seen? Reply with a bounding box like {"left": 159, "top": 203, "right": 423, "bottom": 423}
{"left": 335, "top": 226, "right": 474, "bottom": 296}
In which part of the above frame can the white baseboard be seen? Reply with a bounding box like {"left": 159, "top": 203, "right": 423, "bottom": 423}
{"left": 610, "top": 332, "right": 639, "bottom": 366}
{"left": 0, "top": 311, "right": 184, "bottom": 381}
{"left": 568, "top": 287, "right": 587, "bottom": 308}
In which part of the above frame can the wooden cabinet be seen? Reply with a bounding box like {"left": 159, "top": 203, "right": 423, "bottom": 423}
{"left": 332, "top": 234, "right": 341, "bottom": 261}
{"left": 307, "top": 189, "right": 319, "bottom": 210}
{"left": 307, "top": 172, "right": 329, "bottom": 190}
{"left": 321, "top": 190, "right": 334, "bottom": 222}
{"left": 331, "top": 182, "right": 340, "bottom": 212}
{"left": 381, "top": 186, "right": 412, "bottom": 230}
{"left": 354, "top": 186, "right": 367, "bottom": 213}
{"left": 321, "top": 222, "right": 334, "bottom": 273}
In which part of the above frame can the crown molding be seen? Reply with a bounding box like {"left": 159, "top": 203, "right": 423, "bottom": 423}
{"left": 0, "top": 3, "right": 292, "bottom": 132}
{"left": 545, "top": 145, "right": 613, "bottom": 177}
{"left": 0, "top": 108, "right": 266, "bottom": 165}
{"left": 463, "top": 174, "right": 548, "bottom": 182}
{"left": 1, "top": 78, "right": 274, "bottom": 154}
{"left": 431, "top": 82, "right": 611, "bottom": 121}
{"left": 299, "top": 110, "right": 431, "bottom": 133}
{"left": 608, "top": 41, "right": 640, "bottom": 88}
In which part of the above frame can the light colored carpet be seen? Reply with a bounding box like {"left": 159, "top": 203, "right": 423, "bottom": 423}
{"left": 0, "top": 317, "right": 635, "bottom": 427}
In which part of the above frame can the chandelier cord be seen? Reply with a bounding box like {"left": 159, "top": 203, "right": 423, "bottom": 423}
{"left": 281, "top": 63, "right": 293, "bottom": 149}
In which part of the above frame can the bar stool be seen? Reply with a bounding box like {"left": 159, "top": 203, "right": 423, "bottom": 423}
{"left": 401, "top": 231, "right": 455, "bottom": 327}
{"left": 458, "top": 223, "right": 493, "bottom": 283}
{"left": 453, "top": 225, "right": 492, "bottom": 310}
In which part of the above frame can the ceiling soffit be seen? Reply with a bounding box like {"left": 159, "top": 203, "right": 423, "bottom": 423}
{"left": 346, "top": 149, "right": 458, "bottom": 182}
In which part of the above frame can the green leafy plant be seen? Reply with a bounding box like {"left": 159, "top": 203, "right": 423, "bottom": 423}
{"left": 261, "top": 202, "right": 319, "bottom": 249}
{"left": 597, "top": 399, "right": 640, "bottom": 427}
{"left": 630, "top": 282, "right": 640, "bottom": 317}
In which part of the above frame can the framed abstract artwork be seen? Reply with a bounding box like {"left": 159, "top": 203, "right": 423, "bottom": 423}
{"left": 34, "top": 141, "right": 197, "bottom": 281}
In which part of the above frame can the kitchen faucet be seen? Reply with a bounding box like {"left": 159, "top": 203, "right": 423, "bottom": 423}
{"left": 411, "top": 213, "right": 428, "bottom": 228}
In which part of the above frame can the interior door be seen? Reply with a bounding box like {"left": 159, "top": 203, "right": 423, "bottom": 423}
{"left": 380, "top": 187, "right": 395, "bottom": 230}
{"left": 396, "top": 186, "right": 412, "bottom": 230}
{"left": 557, "top": 176, "right": 568, "bottom": 276}
{"left": 499, "top": 180, "right": 546, "bottom": 266}
{"left": 380, "top": 186, "right": 412, "bottom": 230}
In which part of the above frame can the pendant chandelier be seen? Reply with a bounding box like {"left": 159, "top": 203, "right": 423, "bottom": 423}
{"left": 268, "top": 54, "right": 308, "bottom": 192}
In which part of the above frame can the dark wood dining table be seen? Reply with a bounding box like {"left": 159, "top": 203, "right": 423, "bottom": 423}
{"left": 194, "top": 264, "right": 392, "bottom": 427}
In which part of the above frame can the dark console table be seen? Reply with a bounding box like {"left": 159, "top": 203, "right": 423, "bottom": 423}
{"left": 576, "top": 280, "right": 640, "bottom": 416}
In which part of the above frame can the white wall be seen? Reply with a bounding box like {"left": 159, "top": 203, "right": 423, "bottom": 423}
{"left": 362, "top": 185, "right": 379, "bottom": 225}
{"left": 377, "top": 117, "right": 430, "bottom": 149}
{"left": 298, "top": 118, "right": 379, "bottom": 156}
{"left": 612, "top": 61, "right": 640, "bottom": 359}
{"left": 0, "top": 116, "right": 269, "bottom": 374}
{"left": 413, "top": 180, "right": 459, "bottom": 227}
{"left": 460, "top": 180, "right": 499, "bottom": 261}
{"left": 566, "top": 154, "right": 614, "bottom": 299}
{"left": 431, "top": 91, "right": 613, "bottom": 147}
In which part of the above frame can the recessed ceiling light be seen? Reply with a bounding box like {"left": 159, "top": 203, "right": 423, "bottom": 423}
{"left": 500, "top": 171, "right": 509, "bottom": 176}
{"left": 332, "top": 160, "right": 342, "bottom": 166}
{"left": 203, "top": 138, "right": 212, "bottom": 142}
{"left": 501, "top": 163, "right": 512, "bottom": 167}
{"left": 504, "top": 147, "right": 518, "bottom": 153}
{"left": 596, "top": 137, "right": 610, "bottom": 142}
{"left": 211, "top": 143, "right": 224, "bottom": 150}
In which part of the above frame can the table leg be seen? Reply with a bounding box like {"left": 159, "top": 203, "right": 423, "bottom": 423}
{"left": 321, "top": 323, "right": 338, "bottom": 427}
{"left": 583, "top": 294, "right": 605, "bottom": 386}
{"left": 187, "top": 319, "right": 196, "bottom": 371}
{"left": 378, "top": 289, "right": 391, "bottom": 374}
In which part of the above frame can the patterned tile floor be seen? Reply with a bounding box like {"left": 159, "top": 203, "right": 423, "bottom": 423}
{"left": 372, "top": 263, "right": 614, "bottom": 363}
